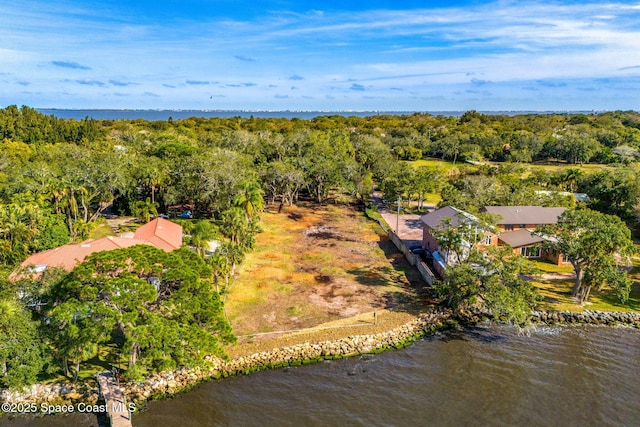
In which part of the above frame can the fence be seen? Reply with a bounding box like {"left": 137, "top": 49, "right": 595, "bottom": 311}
{"left": 388, "top": 230, "right": 435, "bottom": 286}
{"left": 366, "top": 205, "right": 436, "bottom": 286}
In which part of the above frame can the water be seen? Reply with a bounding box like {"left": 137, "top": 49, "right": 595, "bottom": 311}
{"left": 5, "top": 324, "right": 640, "bottom": 426}
{"left": 36, "top": 109, "right": 420, "bottom": 121}
{"left": 34, "top": 109, "right": 575, "bottom": 121}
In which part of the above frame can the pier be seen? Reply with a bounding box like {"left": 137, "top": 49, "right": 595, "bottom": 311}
{"left": 96, "top": 371, "right": 133, "bottom": 427}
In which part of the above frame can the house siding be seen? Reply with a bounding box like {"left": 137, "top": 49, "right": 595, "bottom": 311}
{"left": 422, "top": 226, "right": 440, "bottom": 252}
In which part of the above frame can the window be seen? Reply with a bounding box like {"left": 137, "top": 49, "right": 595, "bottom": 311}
{"left": 520, "top": 246, "right": 541, "bottom": 258}
{"left": 484, "top": 235, "right": 492, "bottom": 245}
{"left": 504, "top": 225, "right": 514, "bottom": 231}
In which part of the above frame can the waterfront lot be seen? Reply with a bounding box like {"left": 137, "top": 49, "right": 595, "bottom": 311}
{"left": 224, "top": 202, "right": 426, "bottom": 353}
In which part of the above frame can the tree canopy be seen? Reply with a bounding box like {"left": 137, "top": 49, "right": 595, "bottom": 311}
{"left": 536, "top": 209, "right": 636, "bottom": 304}
{"left": 45, "top": 246, "right": 235, "bottom": 380}
{"left": 431, "top": 215, "right": 538, "bottom": 325}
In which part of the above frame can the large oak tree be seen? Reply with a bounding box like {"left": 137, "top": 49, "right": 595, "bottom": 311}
{"left": 536, "top": 209, "right": 635, "bottom": 304}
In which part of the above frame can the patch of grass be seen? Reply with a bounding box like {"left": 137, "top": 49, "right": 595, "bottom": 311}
{"left": 40, "top": 343, "right": 122, "bottom": 386}
{"left": 286, "top": 306, "right": 303, "bottom": 316}
{"left": 533, "top": 278, "right": 640, "bottom": 312}
{"left": 532, "top": 260, "right": 574, "bottom": 274}
{"left": 89, "top": 219, "right": 113, "bottom": 240}
{"left": 406, "top": 157, "right": 609, "bottom": 177}
{"left": 422, "top": 192, "right": 442, "bottom": 206}
{"left": 302, "top": 251, "right": 336, "bottom": 264}
{"left": 534, "top": 279, "right": 578, "bottom": 311}
{"left": 523, "top": 161, "right": 609, "bottom": 173}
{"left": 277, "top": 283, "right": 293, "bottom": 295}
{"left": 406, "top": 158, "right": 465, "bottom": 172}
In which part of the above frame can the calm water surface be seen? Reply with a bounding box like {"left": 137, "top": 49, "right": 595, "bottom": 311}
{"left": 5, "top": 324, "right": 640, "bottom": 427}
{"left": 35, "top": 109, "right": 571, "bottom": 121}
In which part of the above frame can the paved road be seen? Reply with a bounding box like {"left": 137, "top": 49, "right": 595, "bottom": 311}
{"left": 371, "top": 192, "right": 425, "bottom": 249}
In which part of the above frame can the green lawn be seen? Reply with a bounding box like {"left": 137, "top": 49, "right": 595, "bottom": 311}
{"left": 88, "top": 220, "right": 113, "bottom": 240}
{"left": 407, "top": 157, "right": 609, "bottom": 175}
{"left": 406, "top": 158, "right": 462, "bottom": 171}
{"left": 532, "top": 260, "right": 574, "bottom": 274}
{"left": 422, "top": 192, "right": 442, "bottom": 206}
{"left": 40, "top": 343, "right": 122, "bottom": 386}
{"left": 533, "top": 279, "right": 640, "bottom": 313}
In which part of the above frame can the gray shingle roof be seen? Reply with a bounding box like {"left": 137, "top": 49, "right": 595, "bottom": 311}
{"left": 420, "top": 206, "right": 479, "bottom": 229}
{"left": 482, "top": 206, "right": 565, "bottom": 225}
{"left": 498, "top": 229, "right": 545, "bottom": 248}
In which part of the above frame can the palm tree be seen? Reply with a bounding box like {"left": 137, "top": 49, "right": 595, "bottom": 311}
{"left": 137, "top": 159, "right": 169, "bottom": 205}
{"left": 46, "top": 181, "right": 68, "bottom": 216}
{"left": 220, "top": 207, "right": 247, "bottom": 244}
{"left": 0, "top": 299, "right": 19, "bottom": 326}
{"left": 558, "top": 168, "right": 584, "bottom": 193}
{"left": 0, "top": 298, "right": 21, "bottom": 377}
{"left": 0, "top": 203, "right": 41, "bottom": 262}
{"left": 233, "top": 181, "right": 264, "bottom": 220}
{"left": 131, "top": 198, "right": 158, "bottom": 223}
{"left": 211, "top": 242, "right": 246, "bottom": 322}
{"left": 207, "top": 250, "right": 230, "bottom": 293}
{"left": 191, "top": 220, "right": 216, "bottom": 257}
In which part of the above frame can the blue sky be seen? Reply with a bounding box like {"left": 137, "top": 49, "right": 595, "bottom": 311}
{"left": 1, "top": 0, "right": 640, "bottom": 111}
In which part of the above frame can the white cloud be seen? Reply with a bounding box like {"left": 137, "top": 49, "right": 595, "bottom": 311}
{"left": 1, "top": 1, "right": 640, "bottom": 109}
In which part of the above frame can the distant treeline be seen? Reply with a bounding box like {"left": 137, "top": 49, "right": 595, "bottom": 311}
{"left": 1, "top": 105, "right": 640, "bottom": 243}
{"left": 3, "top": 106, "right": 640, "bottom": 163}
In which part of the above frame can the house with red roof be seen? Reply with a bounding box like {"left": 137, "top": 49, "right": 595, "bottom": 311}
{"left": 13, "top": 218, "right": 183, "bottom": 278}
{"left": 133, "top": 218, "right": 182, "bottom": 252}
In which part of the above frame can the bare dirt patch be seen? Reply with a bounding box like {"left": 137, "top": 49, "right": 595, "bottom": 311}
{"left": 308, "top": 278, "right": 387, "bottom": 317}
{"left": 225, "top": 202, "right": 424, "bottom": 338}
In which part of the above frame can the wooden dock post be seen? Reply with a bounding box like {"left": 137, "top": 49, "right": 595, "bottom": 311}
{"left": 96, "top": 371, "right": 133, "bottom": 427}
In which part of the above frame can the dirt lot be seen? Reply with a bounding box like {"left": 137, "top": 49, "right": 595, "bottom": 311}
{"left": 224, "top": 202, "right": 425, "bottom": 341}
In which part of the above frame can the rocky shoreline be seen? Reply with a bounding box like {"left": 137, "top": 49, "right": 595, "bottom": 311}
{"left": 2, "top": 308, "right": 639, "bottom": 412}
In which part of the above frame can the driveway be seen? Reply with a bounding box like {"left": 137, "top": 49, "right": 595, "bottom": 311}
{"left": 371, "top": 192, "right": 425, "bottom": 249}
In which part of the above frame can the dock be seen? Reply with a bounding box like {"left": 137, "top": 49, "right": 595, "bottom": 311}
{"left": 96, "top": 371, "right": 133, "bottom": 427}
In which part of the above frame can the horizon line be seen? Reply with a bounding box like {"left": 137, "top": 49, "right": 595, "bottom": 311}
{"left": 32, "top": 107, "right": 617, "bottom": 114}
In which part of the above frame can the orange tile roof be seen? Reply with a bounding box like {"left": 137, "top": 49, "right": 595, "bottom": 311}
{"left": 133, "top": 218, "right": 182, "bottom": 252}
{"left": 15, "top": 218, "right": 183, "bottom": 277}
{"left": 17, "top": 236, "right": 150, "bottom": 273}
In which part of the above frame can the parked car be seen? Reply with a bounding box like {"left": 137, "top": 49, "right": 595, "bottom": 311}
{"left": 178, "top": 210, "right": 192, "bottom": 219}
{"left": 409, "top": 246, "right": 426, "bottom": 255}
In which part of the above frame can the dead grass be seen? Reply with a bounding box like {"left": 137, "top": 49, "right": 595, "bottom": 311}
{"left": 407, "top": 158, "right": 609, "bottom": 177}
{"left": 225, "top": 202, "right": 424, "bottom": 343}
{"left": 104, "top": 216, "right": 138, "bottom": 234}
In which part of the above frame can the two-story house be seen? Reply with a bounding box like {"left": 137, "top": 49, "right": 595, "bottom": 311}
{"left": 480, "top": 206, "right": 568, "bottom": 264}
{"left": 421, "top": 205, "right": 569, "bottom": 270}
